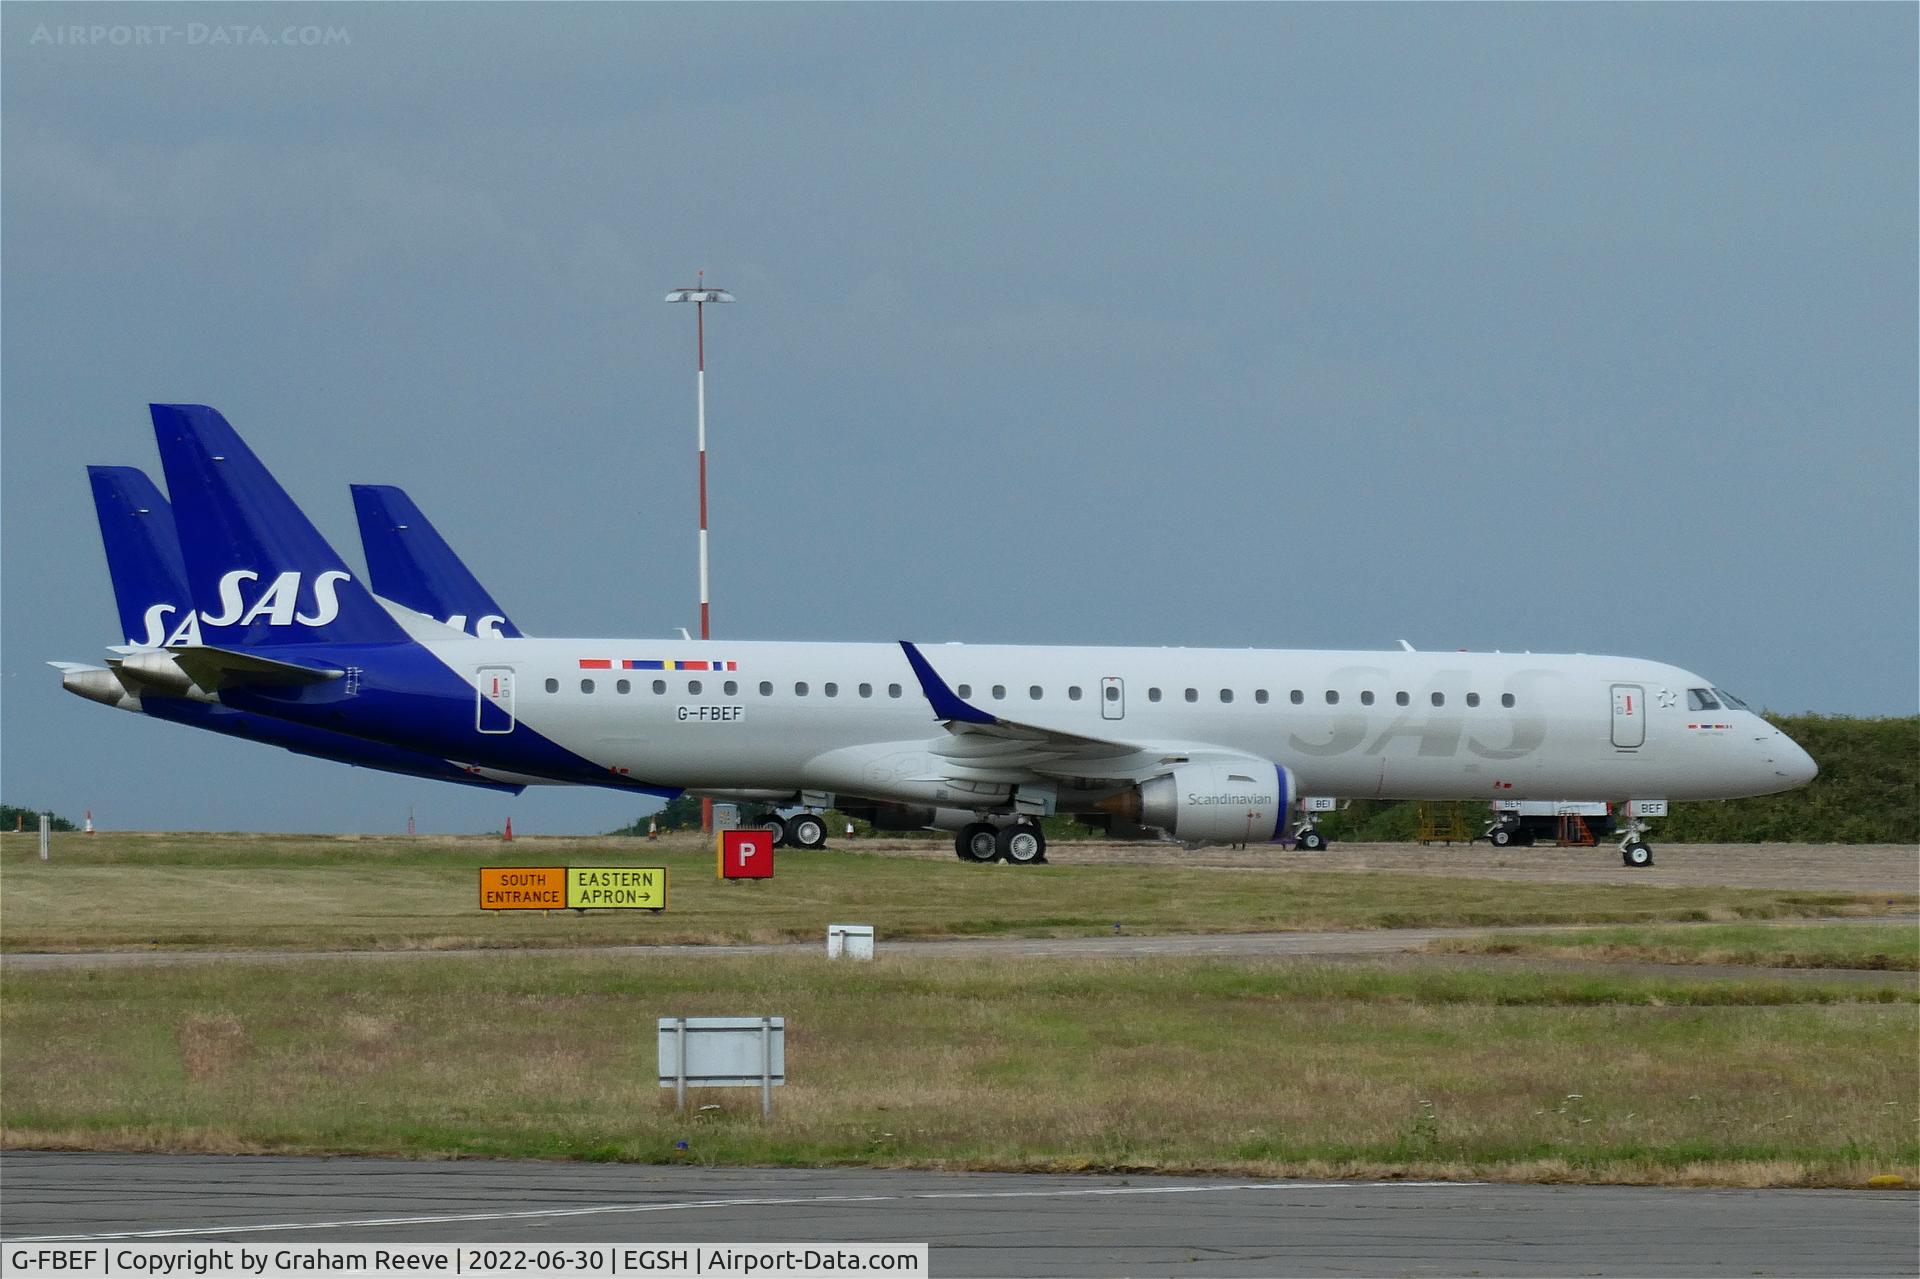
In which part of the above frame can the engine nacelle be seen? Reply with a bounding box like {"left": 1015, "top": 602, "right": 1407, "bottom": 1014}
{"left": 1102, "top": 759, "right": 1296, "bottom": 845}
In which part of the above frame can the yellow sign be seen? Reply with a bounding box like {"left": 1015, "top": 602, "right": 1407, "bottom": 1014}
{"left": 566, "top": 866, "right": 668, "bottom": 910}
{"left": 479, "top": 866, "right": 566, "bottom": 910}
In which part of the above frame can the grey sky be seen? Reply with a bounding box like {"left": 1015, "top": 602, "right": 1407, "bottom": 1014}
{"left": 4, "top": 3, "right": 1914, "bottom": 835}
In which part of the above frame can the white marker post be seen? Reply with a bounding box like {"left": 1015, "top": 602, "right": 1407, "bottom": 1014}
{"left": 39, "top": 813, "right": 50, "bottom": 861}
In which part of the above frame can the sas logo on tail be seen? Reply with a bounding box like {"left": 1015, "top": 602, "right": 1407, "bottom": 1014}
{"left": 130, "top": 570, "right": 350, "bottom": 647}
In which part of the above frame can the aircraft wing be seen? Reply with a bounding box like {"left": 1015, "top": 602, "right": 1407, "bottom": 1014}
{"left": 899, "top": 641, "right": 1206, "bottom": 786}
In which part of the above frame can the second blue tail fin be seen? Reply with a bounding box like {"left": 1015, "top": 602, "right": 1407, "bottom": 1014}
{"left": 151, "top": 403, "right": 408, "bottom": 649}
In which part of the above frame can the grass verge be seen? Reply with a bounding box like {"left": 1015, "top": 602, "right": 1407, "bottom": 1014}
{"left": 2, "top": 952, "right": 1913, "bottom": 1187}
{"left": 1428, "top": 923, "right": 1920, "bottom": 971}
{"left": 3, "top": 833, "right": 1909, "bottom": 952}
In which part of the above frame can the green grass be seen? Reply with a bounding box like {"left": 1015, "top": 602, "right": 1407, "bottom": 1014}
{"left": 3, "top": 833, "right": 1908, "bottom": 953}
{"left": 2, "top": 952, "right": 1912, "bottom": 1187}
{"left": 1428, "top": 922, "right": 1920, "bottom": 971}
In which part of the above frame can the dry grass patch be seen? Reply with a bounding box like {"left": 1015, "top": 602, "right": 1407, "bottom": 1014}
{"left": 1429, "top": 922, "right": 1920, "bottom": 970}
{"left": 4, "top": 833, "right": 1908, "bottom": 953}
{"left": 3, "top": 951, "right": 1913, "bottom": 1187}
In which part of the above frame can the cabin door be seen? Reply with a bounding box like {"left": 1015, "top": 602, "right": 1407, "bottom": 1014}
{"left": 477, "top": 666, "right": 517, "bottom": 734}
{"left": 1100, "top": 676, "right": 1125, "bottom": 720}
{"left": 1610, "top": 683, "right": 1644, "bottom": 749}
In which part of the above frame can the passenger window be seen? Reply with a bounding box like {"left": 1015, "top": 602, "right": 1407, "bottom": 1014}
{"left": 580, "top": 678, "right": 595, "bottom": 694}
{"left": 1501, "top": 693, "right": 1515, "bottom": 708}
{"left": 859, "top": 683, "right": 872, "bottom": 698}
{"left": 759, "top": 681, "right": 773, "bottom": 696}
{"left": 1325, "top": 690, "right": 1339, "bottom": 705}
{"left": 1068, "top": 686, "right": 1083, "bottom": 701}
{"left": 1687, "top": 689, "right": 1721, "bottom": 711}
{"left": 1219, "top": 689, "right": 1233, "bottom": 703}
{"left": 1148, "top": 687, "right": 1162, "bottom": 702}
{"left": 1105, "top": 685, "right": 1120, "bottom": 702}
{"left": 724, "top": 680, "right": 738, "bottom": 696}
{"left": 991, "top": 685, "right": 1005, "bottom": 700}
{"left": 1184, "top": 688, "right": 1198, "bottom": 703}
{"left": 1290, "top": 690, "right": 1304, "bottom": 704}
{"left": 1431, "top": 692, "right": 1445, "bottom": 707}
{"left": 824, "top": 683, "right": 838, "bottom": 697}
{"left": 1029, "top": 685, "right": 1043, "bottom": 700}
{"left": 616, "top": 679, "right": 631, "bottom": 694}
{"left": 653, "top": 680, "right": 667, "bottom": 695}
{"left": 1466, "top": 692, "right": 1480, "bottom": 707}
{"left": 795, "top": 682, "right": 809, "bottom": 696}
{"left": 544, "top": 678, "right": 559, "bottom": 693}
{"left": 688, "top": 680, "right": 702, "bottom": 695}
{"left": 1255, "top": 689, "right": 1269, "bottom": 704}
{"left": 1396, "top": 691, "right": 1410, "bottom": 706}
{"left": 958, "top": 684, "right": 972, "bottom": 698}
{"left": 1360, "top": 690, "right": 1374, "bottom": 706}
{"left": 888, "top": 683, "right": 902, "bottom": 698}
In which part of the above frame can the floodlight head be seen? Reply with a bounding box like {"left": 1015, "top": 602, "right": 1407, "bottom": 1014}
{"left": 664, "top": 288, "right": 735, "bottom": 304}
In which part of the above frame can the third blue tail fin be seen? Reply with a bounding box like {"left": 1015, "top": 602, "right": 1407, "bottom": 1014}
{"left": 351, "top": 484, "right": 524, "bottom": 638}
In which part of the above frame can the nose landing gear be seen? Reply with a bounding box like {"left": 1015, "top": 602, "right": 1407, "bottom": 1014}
{"left": 1616, "top": 801, "right": 1664, "bottom": 867}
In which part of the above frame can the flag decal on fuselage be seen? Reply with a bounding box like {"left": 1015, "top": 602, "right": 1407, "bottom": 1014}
{"left": 577, "top": 658, "right": 739, "bottom": 671}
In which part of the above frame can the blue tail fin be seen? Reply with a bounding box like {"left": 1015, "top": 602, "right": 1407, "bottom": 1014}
{"left": 150, "top": 404, "right": 408, "bottom": 649}
{"left": 351, "top": 484, "right": 524, "bottom": 638}
{"left": 87, "top": 466, "right": 198, "bottom": 649}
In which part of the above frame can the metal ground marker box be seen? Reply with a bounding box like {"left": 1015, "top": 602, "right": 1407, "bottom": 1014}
{"left": 658, "top": 1016, "right": 785, "bottom": 1117}
{"left": 827, "top": 923, "right": 874, "bottom": 960}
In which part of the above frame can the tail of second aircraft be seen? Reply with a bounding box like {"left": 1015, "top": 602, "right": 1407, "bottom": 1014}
{"left": 150, "top": 404, "right": 409, "bottom": 651}
{"left": 87, "top": 465, "right": 196, "bottom": 649}
{"left": 351, "top": 484, "right": 523, "bottom": 638}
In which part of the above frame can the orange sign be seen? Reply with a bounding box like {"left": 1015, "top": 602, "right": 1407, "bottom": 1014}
{"left": 479, "top": 866, "right": 566, "bottom": 910}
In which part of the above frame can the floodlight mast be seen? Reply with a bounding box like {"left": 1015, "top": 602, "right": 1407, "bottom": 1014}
{"left": 664, "top": 273, "right": 734, "bottom": 643}
{"left": 665, "top": 274, "right": 734, "bottom": 835}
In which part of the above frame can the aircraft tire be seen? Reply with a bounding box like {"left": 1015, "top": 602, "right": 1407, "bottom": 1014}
{"left": 957, "top": 823, "right": 1000, "bottom": 863}
{"left": 765, "top": 814, "right": 789, "bottom": 847}
{"left": 1622, "top": 841, "right": 1654, "bottom": 868}
{"left": 1297, "top": 829, "right": 1327, "bottom": 852}
{"left": 998, "top": 823, "right": 1046, "bottom": 865}
{"left": 789, "top": 813, "right": 828, "bottom": 850}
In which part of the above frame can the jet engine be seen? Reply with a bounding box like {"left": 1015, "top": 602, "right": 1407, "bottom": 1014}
{"left": 1097, "top": 759, "right": 1297, "bottom": 845}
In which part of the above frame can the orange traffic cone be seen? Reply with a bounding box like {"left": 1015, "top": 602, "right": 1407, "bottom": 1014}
{"left": 503, "top": 816, "right": 514, "bottom": 842}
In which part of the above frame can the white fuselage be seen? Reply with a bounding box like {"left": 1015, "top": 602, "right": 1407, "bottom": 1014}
{"left": 419, "top": 635, "right": 1815, "bottom": 809}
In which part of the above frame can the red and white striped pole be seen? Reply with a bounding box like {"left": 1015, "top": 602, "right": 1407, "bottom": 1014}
{"left": 666, "top": 275, "right": 734, "bottom": 834}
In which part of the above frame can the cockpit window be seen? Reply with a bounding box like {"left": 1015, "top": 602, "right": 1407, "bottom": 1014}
{"left": 1686, "top": 688, "right": 1721, "bottom": 711}
{"left": 1711, "top": 687, "right": 1751, "bottom": 711}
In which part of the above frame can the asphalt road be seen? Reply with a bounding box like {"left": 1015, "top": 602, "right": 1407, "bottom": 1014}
{"left": 4, "top": 1154, "right": 1915, "bottom": 1277}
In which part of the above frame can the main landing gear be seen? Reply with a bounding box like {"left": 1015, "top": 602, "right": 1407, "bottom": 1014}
{"left": 766, "top": 812, "right": 828, "bottom": 850}
{"left": 954, "top": 820, "right": 1047, "bottom": 865}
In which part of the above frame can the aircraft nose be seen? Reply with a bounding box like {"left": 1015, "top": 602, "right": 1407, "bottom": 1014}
{"left": 1774, "top": 732, "right": 1818, "bottom": 787}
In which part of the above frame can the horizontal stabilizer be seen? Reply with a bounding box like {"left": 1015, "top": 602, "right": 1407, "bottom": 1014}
{"left": 167, "top": 645, "right": 343, "bottom": 691}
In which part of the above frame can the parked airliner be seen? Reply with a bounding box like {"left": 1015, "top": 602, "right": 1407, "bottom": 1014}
{"left": 66, "top": 405, "right": 1818, "bottom": 867}
{"left": 57, "top": 465, "right": 553, "bottom": 793}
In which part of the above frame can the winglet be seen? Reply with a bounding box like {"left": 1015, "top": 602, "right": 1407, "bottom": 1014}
{"left": 899, "top": 641, "right": 996, "bottom": 725}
